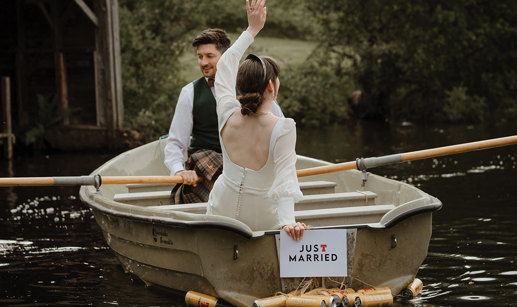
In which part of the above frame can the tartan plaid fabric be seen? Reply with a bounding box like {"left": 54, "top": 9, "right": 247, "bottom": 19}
{"left": 171, "top": 149, "right": 223, "bottom": 204}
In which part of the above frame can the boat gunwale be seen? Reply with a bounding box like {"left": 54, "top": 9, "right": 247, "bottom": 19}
{"left": 382, "top": 196, "right": 442, "bottom": 228}
{"left": 79, "top": 186, "right": 255, "bottom": 239}
{"left": 80, "top": 184, "right": 442, "bottom": 239}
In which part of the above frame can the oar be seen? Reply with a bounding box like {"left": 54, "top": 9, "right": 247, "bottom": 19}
{"left": 0, "top": 135, "right": 516, "bottom": 187}
{"left": 296, "top": 134, "right": 517, "bottom": 177}
{"left": 0, "top": 175, "right": 184, "bottom": 188}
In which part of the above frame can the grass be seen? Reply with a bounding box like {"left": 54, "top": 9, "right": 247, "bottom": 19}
{"left": 178, "top": 34, "right": 317, "bottom": 82}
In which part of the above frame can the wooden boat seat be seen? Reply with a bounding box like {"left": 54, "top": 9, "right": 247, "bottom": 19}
{"left": 115, "top": 181, "right": 340, "bottom": 206}
{"left": 148, "top": 202, "right": 394, "bottom": 226}
{"left": 126, "top": 183, "right": 175, "bottom": 193}
{"left": 125, "top": 180, "right": 337, "bottom": 194}
{"left": 151, "top": 202, "right": 207, "bottom": 214}
{"left": 115, "top": 189, "right": 377, "bottom": 211}
{"left": 294, "top": 204, "right": 395, "bottom": 226}
{"left": 114, "top": 190, "right": 173, "bottom": 206}
{"left": 296, "top": 191, "right": 377, "bottom": 210}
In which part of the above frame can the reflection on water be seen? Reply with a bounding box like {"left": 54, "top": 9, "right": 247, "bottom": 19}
{"left": 1, "top": 121, "right": 517, "bottom": 306}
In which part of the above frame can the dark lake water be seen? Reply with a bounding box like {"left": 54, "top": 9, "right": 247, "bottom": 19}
{"left": 1, "top": 121, "right": 517, "bottom": 306}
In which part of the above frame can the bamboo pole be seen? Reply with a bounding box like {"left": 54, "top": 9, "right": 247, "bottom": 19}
{"left": 0, "top": 135, "right": 516, "bottom": 187}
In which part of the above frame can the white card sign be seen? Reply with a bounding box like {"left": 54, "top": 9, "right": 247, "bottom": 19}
{"left": 279, "top": 229, "right": 347, "bottom": 277}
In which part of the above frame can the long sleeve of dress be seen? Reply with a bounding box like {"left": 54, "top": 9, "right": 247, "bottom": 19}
{"left": 268, "top": 119, "right": 304, "bottom": 226}
{"left": 214, "top": 31, "right": 254, "bottom": 129}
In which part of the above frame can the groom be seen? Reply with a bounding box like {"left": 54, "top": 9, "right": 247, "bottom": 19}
{"left": 164, "top": 28, "right": 283, "bottom": 203}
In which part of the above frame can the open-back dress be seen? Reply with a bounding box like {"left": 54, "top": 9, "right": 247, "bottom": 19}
{"left": 206, "top": 31, "right": 303, "bottom": 231}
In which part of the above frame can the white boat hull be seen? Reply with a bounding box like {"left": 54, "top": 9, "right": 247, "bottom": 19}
{"left": 80, "top": 140, "right": 441, "bottom": 306}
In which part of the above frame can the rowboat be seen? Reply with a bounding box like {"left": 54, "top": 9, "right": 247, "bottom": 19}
{"left": 79, "top": 140, "right": 442, "bottom": 307}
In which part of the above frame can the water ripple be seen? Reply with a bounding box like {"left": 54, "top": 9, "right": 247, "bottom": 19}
{"left": 459, "top": 295, "right": 490, "bottom": 301}
{"left": 471, "top": 277, "right": 497, "bottom": 282}
{"left": 28, "top": 246, "right": 84, "bottom": 255}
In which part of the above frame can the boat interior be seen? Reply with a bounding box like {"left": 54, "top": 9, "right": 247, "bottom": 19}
{"left": 114, "top": 181, "right": 391, "bottom": 227}
{"left": 84, "top": 141, "right": 441, "bottom": 237}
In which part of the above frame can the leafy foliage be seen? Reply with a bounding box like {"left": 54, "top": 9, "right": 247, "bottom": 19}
{"left": 120, "top": 0, "right": 517, "bottom": 136}
{"left": 119, "top": 0, "right": 202, "bottom": 139}
{"left": 277, "top": 48, "right": 352, "bottom": 126}
{"left": 306, "top": 0, "right": 517, "bottom": 123}
{"left": 119, "top": 0, "right": 316, "bottom": 139}
{"left": 197, "top": 0, "right": 316, "bottom": 39}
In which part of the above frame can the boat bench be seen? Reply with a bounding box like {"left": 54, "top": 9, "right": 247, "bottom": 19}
{"left": 114, "top": 188, "right": 376, "bottom": 210}
{"left": 295, "top": 204, "right": 395, "bottom": 226}
{"left": 147, "top": 202, "right": 394, "bottom": 226}
{"left": 297, "top": 191, "right": 376, "bottom": 210}
{"left": 115, "top": 181, "right": 340, "bottom": 207}
{"left": 125, "top": 180, "right": 337, "bottom": 194}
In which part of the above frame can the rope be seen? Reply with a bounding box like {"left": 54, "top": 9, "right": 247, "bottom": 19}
{"left": 291, "top": 277, "right": 321, "bottom": 295}
{"left": 355, "top": 190, "right": 370, "bottom": 206}
{"left": 326, "top": 276, "right": 349, "bottom": 290}
{"left": 351, "top": 276, "right": 377, "bottom": 288}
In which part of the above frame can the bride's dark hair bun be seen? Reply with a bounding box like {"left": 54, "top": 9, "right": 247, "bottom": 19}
{"left": 238, "top": 93, "right": 262, "bottom": 115}
{"left": 236, "top": 55, "right": 280, "bottom": 116}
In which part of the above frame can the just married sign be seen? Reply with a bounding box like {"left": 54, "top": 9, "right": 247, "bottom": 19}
{"left": 279, "top": 229, "right": 347, "bottom": 277}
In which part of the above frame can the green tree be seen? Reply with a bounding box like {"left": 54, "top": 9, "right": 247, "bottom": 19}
{"left": 119, "top": 0, "right": 204, "bottom": 139}
{"left": 119, "top": 0, "right": 317, "bottom": 139}
{"left": 307, "top": 0, "right": 517, "bottom": 123}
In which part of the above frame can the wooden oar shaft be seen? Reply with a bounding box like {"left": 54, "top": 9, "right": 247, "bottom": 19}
{"left": 296, "top": 161, "right": 357, "bottom": 178}
{"left": 1, "top": 135, "right": 516, "bottom": 186}
{"left": 0, "top": 177, "right": 56, "bottom": 186}
{"left": 297, "top": 134, "right": 517, "bottom": 177}
{"left": 401, "top": 135, "right": 517, "bottom": 162}
{"left": 100, "top": 175, "right": 184, "bottom": 184}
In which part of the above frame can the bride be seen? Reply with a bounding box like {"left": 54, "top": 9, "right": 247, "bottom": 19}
{"left": 206, "top": 0, "right": 305, "bottom": 241}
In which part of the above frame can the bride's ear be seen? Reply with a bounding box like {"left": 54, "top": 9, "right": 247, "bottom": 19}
{"left": 266, "top": 80, "right": 274, "bottom": 92}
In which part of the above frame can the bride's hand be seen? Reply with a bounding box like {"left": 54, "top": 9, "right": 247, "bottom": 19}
{"left": 283, "top": 222, "right": 306, "bottom": 241}
{"left": 246, "top": 0, "right": 267, "bottom": 37}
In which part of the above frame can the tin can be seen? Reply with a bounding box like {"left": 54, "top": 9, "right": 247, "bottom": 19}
{"left": 341, "top": 293, "right": 360, "bottom": 307}
{"left": 357, "top": 287, "right": 391, "bottom": 296}
{"left": 354, "top": 293, "right": 393, "bottom": 307}
{"left": 302, "top": 294, "right": 332, "bottom": 307}
{"left": 253, "top": 294, "right": 288, "bottom": 307}
{"left": 400, "top": 278, "right": 423, "bottom": 299}
{"left": 325, "top": 292, "right": 343, "bottom": 307}
{"left": 287, "top": 295, "right": 326, "bottom": 307}
{"left": 306, "top": 288, "right": 325, "bottom": 294}
{"left": 185, "top": 291, "right": 220, "bottom": 307}
{"left": 318, "top": 291, "right": 342, "bottom": 307}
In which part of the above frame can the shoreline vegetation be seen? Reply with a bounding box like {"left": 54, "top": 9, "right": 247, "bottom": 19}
{"left": 120, "top": 0, "right": 517, "bottom": 142}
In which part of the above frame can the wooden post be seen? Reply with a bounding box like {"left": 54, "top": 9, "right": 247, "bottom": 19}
{"left": 111, "top": 0, "right": 123, "bottom": 129}
{"left": 73, "top": 0, "right": 99, "bottom": 26}
{"left": 1, "top": 77, "right": 14, "bottom": 159}
{"left": 57, "top": 51, "right": 69, "bottom": 124}
{"left": 104, "top": 0, "right": 123, "bottom": 130}
{"left": 51, "top": 1, "right": 70, "bottom": 125}
{"left": 15, "top": 0, "right": 28, "bottom": 126}
{"left": 93, "top": 0, "right": 107, "bottom": 127}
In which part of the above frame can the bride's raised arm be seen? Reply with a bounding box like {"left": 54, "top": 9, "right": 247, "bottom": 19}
{"left": 214, "top": 0, "right": 267, "bottom": 119}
